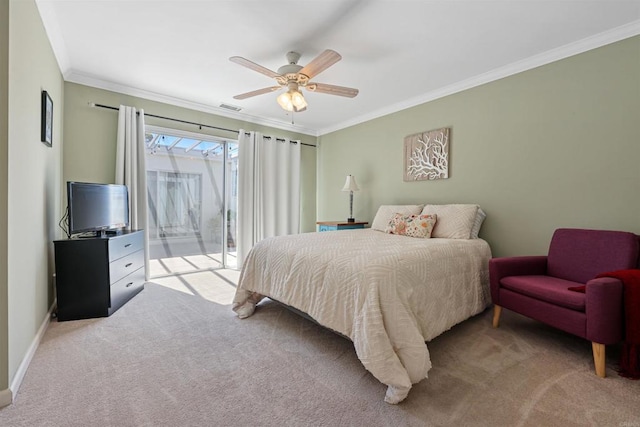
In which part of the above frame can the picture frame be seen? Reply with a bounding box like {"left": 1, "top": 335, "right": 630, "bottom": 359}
{"left": 41, "top": 90, "right": 53, "bottom": 147}
{"left": 403, "top": 127, "right": 450, "bottom": 181}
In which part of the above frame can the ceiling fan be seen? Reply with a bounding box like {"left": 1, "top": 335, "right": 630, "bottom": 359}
{"left": 229, "top": 50, "right": 359, "bottom": 112}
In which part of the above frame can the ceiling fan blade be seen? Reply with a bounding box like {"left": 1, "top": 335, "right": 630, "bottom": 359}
{"left": 299, "top": 49, "right": 342, "bottom": 79}
{"left": 229, "top": 56, "right": 281, "bottom": 79}
{"left": 233, "top": 86, "right": 282, "bottom": 100}
{"left": 306, "top": 82, "right": 359, "bottom": 98}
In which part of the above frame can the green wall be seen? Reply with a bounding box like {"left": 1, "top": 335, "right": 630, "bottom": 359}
{"left": 0, "top": 0, "right": 10, "bottom": 404}
{"left": 5, "top": 0, "right": 63, "bottom": 403}
{"left": 63, "top": 83, "right": 318, "bottom": 232}
{"left": 318, "top": 36, "right": 640, "bottom": 257}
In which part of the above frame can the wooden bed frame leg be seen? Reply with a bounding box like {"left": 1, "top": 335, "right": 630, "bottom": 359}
{"left": 492, "top": 305, "right": 502, "bottom": 328}
{"left": 592, "top": 342, "right": 606, "bottom": 378}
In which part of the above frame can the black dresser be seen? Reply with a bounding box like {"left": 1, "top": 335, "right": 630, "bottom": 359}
{"left": 53, "top": 230, "right": 145, "bottom": 321}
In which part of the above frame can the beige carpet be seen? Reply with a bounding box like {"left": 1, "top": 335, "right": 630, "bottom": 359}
{"left": 0, "top": 269, "right": 639, "bottom": 426}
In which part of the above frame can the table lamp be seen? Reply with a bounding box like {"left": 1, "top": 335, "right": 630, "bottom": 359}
{"left": 341, "top": 175, "right": 359, "bottom": 222}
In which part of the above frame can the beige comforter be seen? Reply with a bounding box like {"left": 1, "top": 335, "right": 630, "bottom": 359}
{"left": 232, "top": 229, "right": 491, "bottom": 403}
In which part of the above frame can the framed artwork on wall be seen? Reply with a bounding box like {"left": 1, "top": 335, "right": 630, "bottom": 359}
{"left": 403, "top": 127, "right": 450, "bottom": 181}
{"left": 41, "top": 90, "right": 53, "bottom": 147}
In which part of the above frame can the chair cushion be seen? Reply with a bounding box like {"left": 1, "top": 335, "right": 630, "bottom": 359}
{"left": 547, "top": 228, "right": 639, "bottom": 283}
{"left": 500, "top": 275, "right": 586, "bottom": 311}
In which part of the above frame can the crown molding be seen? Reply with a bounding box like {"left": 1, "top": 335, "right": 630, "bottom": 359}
{"left": 64, "top": 71, "right": 319, "bottom": 137}
{"left": 39, "top": 0, "right": 638, "bottom": 140}
{"left": 318, "top": 20, "right": 640, "bottom": 136}
{"left": 36, "top": 0, "right": 304, "bottom": 135}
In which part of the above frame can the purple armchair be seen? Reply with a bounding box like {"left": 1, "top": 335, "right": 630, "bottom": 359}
{"left": 490, "top": 228, "right": 640, "bottom": 377}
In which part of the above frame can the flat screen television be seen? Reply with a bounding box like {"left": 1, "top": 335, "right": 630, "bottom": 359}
{"left": 67, "top": 181, "right": 129, "bottom": 237}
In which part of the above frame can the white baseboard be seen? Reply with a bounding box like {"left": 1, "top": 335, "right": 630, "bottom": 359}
{"left": 8, "top": 300, "right": 56, "bottom": 404}
{"left": 0, "top": 388, "right": 12, "bottom": 408}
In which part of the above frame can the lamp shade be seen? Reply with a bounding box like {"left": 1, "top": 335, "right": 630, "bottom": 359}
{"left": 341, "top": 175, "right": 359, "bottom": 192}
{"left": 291, "top": 90, "right": 307, "bottom": 109}
{"left": 277, "top": 82, "right": 308, "bottom": 112}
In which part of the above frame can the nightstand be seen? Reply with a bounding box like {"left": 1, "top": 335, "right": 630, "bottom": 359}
{"left": 316, "top": 221, "right": 368, "bottom": 232}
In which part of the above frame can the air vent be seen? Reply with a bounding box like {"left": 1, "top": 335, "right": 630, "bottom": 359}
{"left": 219, "top": 103, "right": 242, "bottom": 112}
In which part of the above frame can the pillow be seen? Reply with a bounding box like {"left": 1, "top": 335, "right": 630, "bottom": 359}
{"left": 420, "top": 204, "right": 479, "bottom": 239}
{"left": 385, "top": 213, "right": 437, "bottom": 238}
{"left": 470, "top": 208, "right": 486, "bottom": 239}
{"left": 371, "top": 205, "right": 424, "bottom": 231}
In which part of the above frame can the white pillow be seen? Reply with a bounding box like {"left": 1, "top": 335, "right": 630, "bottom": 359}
{"left": 371, "top": 205, "right": 424, "bottom": 231}
{"left": 470, "top": 208, "right": 486, "bottom": 239}
{"left": 420, "top": 204, "right": 479, "bottom": 239}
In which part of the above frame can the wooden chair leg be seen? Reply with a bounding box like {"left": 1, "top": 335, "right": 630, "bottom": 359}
{"left": 592, "top": 342, "right": 606, "bottom": 378}
{"left": 492, "top": 305, "right": 502, "bottom": 328}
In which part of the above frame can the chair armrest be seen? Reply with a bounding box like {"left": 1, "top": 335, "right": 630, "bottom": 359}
{"left": 586, "top": 277, "right": 624, "bottom": 344}
{"left": 489, "top": 256, "right": 548, "bottom": 304}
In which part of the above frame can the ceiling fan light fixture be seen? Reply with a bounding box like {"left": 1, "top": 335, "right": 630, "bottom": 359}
{"left": 230, "top": 49, "right": 358, "bottom": 113}
{"left": 277, "top": 91, "right": 294, "bottom": 111}
{"left": 291, "top": 90, "right": 307, "bottom": 109}
{"left": 277, "top": 83, "right": 307, "bottom": 112}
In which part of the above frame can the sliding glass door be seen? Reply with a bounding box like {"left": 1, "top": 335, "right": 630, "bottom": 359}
{"left": 145, "top": 126, "right": 238, "bottom": 278}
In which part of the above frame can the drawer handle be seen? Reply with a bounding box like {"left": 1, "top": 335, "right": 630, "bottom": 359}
{"left": 124, "top": 243, "right": 132, "bottom": 248}
{"left": 125, "top": 263, "right": 133, "bottom": 268}
{"left": 126, "top": 282, "right": 133, "bottom": 288}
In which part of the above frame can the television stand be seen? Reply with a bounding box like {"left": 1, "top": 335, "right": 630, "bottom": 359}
{"left": 53, "top": 229, "right": 145, "bottom": 321}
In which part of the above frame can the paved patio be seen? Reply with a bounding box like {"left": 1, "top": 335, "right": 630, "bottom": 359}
{"left": 148, "top": 237, "right": 237, "bottom": 277}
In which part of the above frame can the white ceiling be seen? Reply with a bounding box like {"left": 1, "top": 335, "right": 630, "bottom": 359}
{"left": 36, "top": 0, "right": 640, "bottom": 136}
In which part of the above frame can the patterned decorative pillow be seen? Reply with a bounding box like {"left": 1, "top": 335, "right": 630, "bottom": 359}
{"left": 385, "top": 213, "right": 437, "bottom": 238}
{"left": 371, "top": 205, "right": 424, "bottom": 231}
{"left": 421, "top": 204, "right": 479, "bottom": 239}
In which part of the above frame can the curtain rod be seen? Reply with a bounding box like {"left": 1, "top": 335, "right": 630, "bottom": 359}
{"left": 89, "top": 102, "right": 316, "bottom": 148}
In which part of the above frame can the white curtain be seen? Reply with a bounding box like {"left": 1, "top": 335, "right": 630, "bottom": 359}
{"left": 237, "top": 130, "right": 301, "bottom": 267}
{"left": 115, "top": 105, "right": 150, "bottom": 279}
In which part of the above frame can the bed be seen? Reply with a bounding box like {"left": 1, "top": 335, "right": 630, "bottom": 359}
{"left": 232, "top": 204, "right": 491, "bottom": 403}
